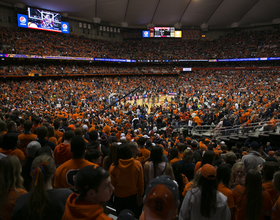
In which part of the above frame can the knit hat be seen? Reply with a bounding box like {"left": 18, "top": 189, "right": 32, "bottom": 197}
{"left": 102, "top": 125, "right": 111, "bottom": 133}
{"left": 100, "top": 134, "right": 109, "bottom": 145}
{"left": 201, "top": 164, "right": 216, "bottom": 180}
{"left": 144, "top": 175, "right": 179, "bottom": 220}
{"left": 268, "top": 151, "right": 274, "bottom": 157}
{"left": 26, "top": 141, "right": 41, "bottom": 158}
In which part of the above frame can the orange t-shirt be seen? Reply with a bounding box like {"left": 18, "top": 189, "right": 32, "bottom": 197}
{"left": 217, "top": 183, "right": 235, "bottom": 209}
{"left": 170, "top": 158, "right": 182, "bottom": 165}
{"left": 233, "top": 185, "right": 273, "bottom": 220}
{"left": 0, "top": 148, "right": 25, "bottom": 162}
{"left": 48, "top": 136, "right": 58, "bottom": 146}
{"left": 54, "top": 158, "right": 96, "bottom": 190}
{"left": 263, "top": 181, "right": 279, "bottom": 203}
{"left": 138, "top": 148, "right": 150, "bottom": 160}
{"left": 54, "top": 130, "right": 63, "bottom": 140}
{"left": 18, "top": 133, "right": 37, "bottom": 157}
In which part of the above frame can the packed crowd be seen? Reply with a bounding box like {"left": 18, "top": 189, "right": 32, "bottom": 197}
{"left": 1, "top": 107, "right": 280, "bottom": 220}
{"left": 0, "top": 69, "right": 279, "bottom": 131}
{"left": 1, "top": 27, "right": 280, "bottom": 60}
{"left": 0, "top": 63, "right": 179, "bottom": 76}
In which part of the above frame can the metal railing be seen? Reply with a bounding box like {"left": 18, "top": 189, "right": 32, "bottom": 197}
{"left": 175, "top": 120, "right": 280, "bottom": 138}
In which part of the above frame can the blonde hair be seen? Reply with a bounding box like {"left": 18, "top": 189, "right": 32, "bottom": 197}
{"left": 183, "top": 149, "right": 193, "bottom": 162}
{"left": 0, "top": 156, "right": 24, "bottom": 213}
{"left": 231, "top": 162, "right": 245, "bottom": 185}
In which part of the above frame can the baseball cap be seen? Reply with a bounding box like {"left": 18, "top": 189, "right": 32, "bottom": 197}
{"left": 75, "top": 165, "right": 107, "bottom": 200}
{"left": 26, "top": 141, "right": 41, "bottom": 158}
{"left": 82, "top": 125, "right": 88, "bottom": 131}
{"left": 249, "top": 141, "right": 260, "bottom": 150}
{"left": 201, "top": 164, "right": 216, "bottom": 180}
{"left": 117, "top": 209, "right": 135, "bottom": 220}
{"left": 144, "top": 175, "right": 179, "bottom": 220}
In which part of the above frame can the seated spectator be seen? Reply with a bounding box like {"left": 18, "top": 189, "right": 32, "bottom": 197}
{"left": 62, "top": 165, "right": 114, "bottom": 220}
{"left": 0, "top": 156, "right": 27, "bottom": 220}
{"left": 12, "top": 155, "right": 72, "bottom": 220}
{"left": 139, "top": 175, "right": 180, "bottom": 220}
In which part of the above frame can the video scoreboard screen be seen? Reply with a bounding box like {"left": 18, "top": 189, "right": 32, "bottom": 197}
{"left": 142, "top": 27, "right": 181, "bottom": 38}
{"left": 17, "top": 7, "right": 69, "bottom": 34}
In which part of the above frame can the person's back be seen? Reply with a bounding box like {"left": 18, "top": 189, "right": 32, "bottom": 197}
{"left": 54, "top": 135, "right": 96, "bottom": 190}
{"left": 36, "top": 126, "right": 56, "bottom": 150}
{"left": 233, "top": 170, "right": 273, "bottom": 220}
{"left": 179, "top": 164, "right": 231, "bottom": 220}
{"left": 18, "top": 120, "right": 37, "bottom": 157}
{"left": 0, "top": 133, "right": 25, "bottom": 162}
{"left": 54, "top": 130, "right": 74, "bottom": 166}
{"left": 241, "top": 141, "right": 265, "bottom": 173}
{"left": 12, "top": 155, "right": 72, "bottom": 220}
{"left": 109, "top": 144, "right": 144, "bottom": 214}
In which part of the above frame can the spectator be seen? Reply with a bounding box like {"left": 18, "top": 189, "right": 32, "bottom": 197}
{"left": 233, "top": 169, "right": 273, "bottom": 220}
{"left": 12, "top": 155, "right": 72, "bottom": 220}
{"left": 179, "top": 164, "right": 231, "bottom": 220}
{"left": 54, "top": 130, "right": 74, "bottom": 166}
{"left": 54, "top": 136, "right": 96, "bottom": 190}
{"left": 62, "top": 165, "right": 114, "bottom": 220}
{"left": 139, "top": 175, "right": 180, "bottom": 220}
{"left": 271, "top": 171, "right": 280, "bottom": 220}
{"left": 0, "top": 133, "right": 25, "bottom": 162}
{"left": 0, "top": 156, "right": 27, "bottom": 220}
{"left": 241, "top": 141, "right": 265, "bottom": 173}
{"left": 110, "top": 144, "right": 144, "bottom": 214}
{"left": 144, "top": 145, "right": 175, "bottom": 184}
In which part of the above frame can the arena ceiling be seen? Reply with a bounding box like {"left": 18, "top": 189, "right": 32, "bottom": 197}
{"left": 2, "top": 0, "right": 280, "bottom": 29}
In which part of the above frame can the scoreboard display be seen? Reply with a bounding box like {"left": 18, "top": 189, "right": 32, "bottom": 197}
{"left": 153, "top": 27, "right": 174, "bottom": 37}
{"left": 17, "top": 7, "right": 69, "bottom": 34}
{"left": 142, "top": 27, "right": 181, "bottom": 38}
